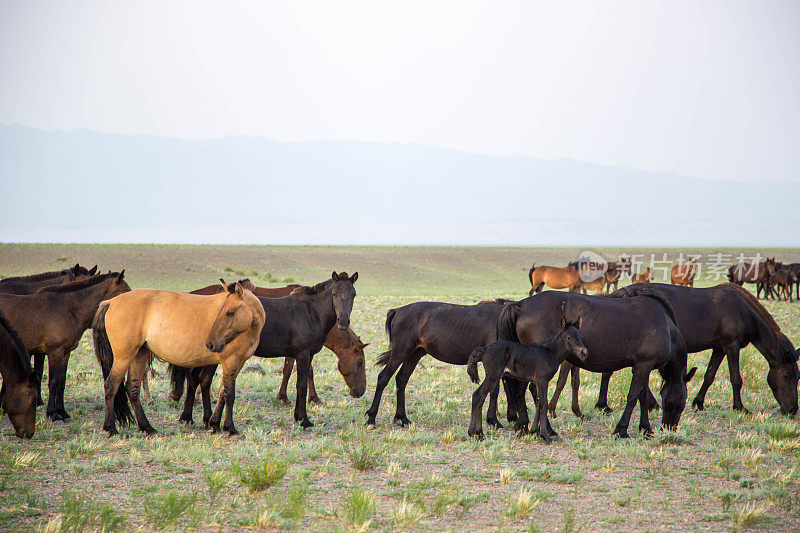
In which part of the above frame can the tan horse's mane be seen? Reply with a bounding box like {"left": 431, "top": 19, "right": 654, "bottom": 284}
{"left": 723, "top": 283, "right": 781, "bottom": 335}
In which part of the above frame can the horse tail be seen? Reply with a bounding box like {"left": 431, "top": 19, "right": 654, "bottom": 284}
{"left": 467, "top": 346, "right": 486, "bottom": 384}
{"left": 528, "top": 264, "right": 536, "bottom": 287}
{"left": 92, "top": 301, "right": 133, "bottom": 426}
{"left": 497, "top": 301, "right": 521, "bottom": 343}
{"left": 384, "top": 308, "right": 397, "bottom": 339}
{"left": 167, "top": 364, "right": 187, "bottom": 400}
{"left": 375, "top": 350, "right": 391, "bottom": 367}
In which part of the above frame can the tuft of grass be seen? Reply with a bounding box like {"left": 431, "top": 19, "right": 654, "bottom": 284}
{"left": 740, "top": 448, "right": 763, "bottom": 468}
{"left": 499, "top": 468, "right": 515, "bottom": 483}
{"left": 232, "top": 454, "right": 289, "bottom": 492}
{"left": 343, "top": 440, "right": 382, "bottom": 471}
{"left": 203, "top": 471, "right": 229, "bottom": 505}
{"left": 143, "top": 491, "right": 198, "bottom": 528}
{"left": 505, "top": 488, "right": 540, "bottom": 518}
{"left": 481, "top": 442, "right": 505, "bottom": 464}
{"left": 343, "top": 489, "right": 376, "bottom": 530}
{"left": 391, "top": 497, "right": 424, "bottom": 528}
{"left": 732, "top": 502, "right": 769, "bottom": 531}
{"left": 766, "top": 421, "right": 800, "bottom": 441}
{"left": 11, "top": 451, "right": 42, "bottom": 471}
{"left": 730, "top": 432, "right": 758, "bottom": 449}
{"left": 59, "top": 489, "right": 125, "bottom": 532}
{"left": 560, "top": 504, "right": 580, "bottom": 533}
{"left": 282, "top": 486, "right": 308, "bottom": 520}
{"left": 68, "top": 436, "right": 102, "bottom": 459}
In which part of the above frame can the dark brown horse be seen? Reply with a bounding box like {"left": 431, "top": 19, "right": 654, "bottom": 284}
{"left": 728, "top": 258, "right": 776, "bottom": 299}
{"left": 769, "top": 265, "right": 796, "bottom": 302}
{"left": 0, "top": 272, "right": 131, "bottom": 420}
{"left": 0, "top": 264, "right": 97, "bottom": 295}
{"left": 172, "top": 272, "right": 358, "bottom": 429}
{"left": 365, "top": 299, "right": 512, "bottom": 428}
{"left": 0, "top": 310, "right": 37, "bottom": 438}
{"left": 498, "top": 291, "right": 695, "bottom": 437}
{"left": 169, "top": 280, "right": 367, "bottom": 408}
{"left": 527, "top": 264, "right": 582, "bottom": 295}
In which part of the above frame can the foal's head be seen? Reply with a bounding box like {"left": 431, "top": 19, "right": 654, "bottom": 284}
{"left": 334, "top": 330, "right": 368, "bottom": 398}
{"left": 766, "top": 334, "right": 799, "bottom": 416}
{"left": 331, "top": 271, "right": 358, "bottom": 330}
{"left": 206, "top": 280, "right": 262, "bottom": 353}
{"left": 559, "top": 317, "right": 588, "bottom": 361}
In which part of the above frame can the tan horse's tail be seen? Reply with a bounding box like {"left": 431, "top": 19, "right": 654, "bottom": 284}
{"left": 92, "top": 301, "right": 134, "bottom": 426}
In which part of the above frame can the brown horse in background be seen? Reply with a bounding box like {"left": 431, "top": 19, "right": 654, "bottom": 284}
{"left": 0, "top": 272, "right": 130, "bottom": 420}
{"left": 769, "top": 266, "right": 796, "bottom": 302}
{"left": 93, "top": 280, "right": 265, "bottom": 435}
{"left": 728, "top": 258, "right": 776, "bottom": 299}
{"left": 579, "top": 276, "right": 606, "bottom": 295}
{"left": 0, "top": 264, "right": 97, "bottom": 295}
{"left": 671, "top": 261, "right": 698, "bottom": 287}
{"left": 167, "top": 280, "right": 367, "bottom": 406}
{"left": 528, "top": 263, "right": 581, "bottom": 295}
{"left": 631, "top": 267, "right": 654, "bottom": 284}
{"left": 0, "top": 310, "right": 38, "bottom": 438}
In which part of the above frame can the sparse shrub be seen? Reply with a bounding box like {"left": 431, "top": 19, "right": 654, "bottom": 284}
{"left": 343, "top": 439, "right": 381, "bottom": 471}
{"left": 392, "top": 497, "right": 424, "bottom": 527}
{"left": 59, "top": 489, "right": 125, "bottom": 532}
{"left": 732, "top": 502, "right": 768, "bottom": 531}
{"left": 11, "top": 451, "right": 42, "bottom": 471}
{"left": 343, "top": 489, "right": 376, "bottom": 529}
{"left": 560, "top": 504, "right": 580, "bottom": 533}
{"left": 499, "top": 468, "right": 515, "bottom": 483}
{"left": 506, "top": 488, "right": 539, "bottom": 518}
{"left": 143, "top": 491, "right": 198, "bottom": 528}
{"left": 766, "top": 421, "right": 800, "bottom": 441}
{"left": 204, "top": 471, "right": 229, "bottom": 505}
{"left": 232, "top": 454, "right": 289, "bottom": 492}
{"left": 68, "top": 435, "right": 102, "bottom": 459}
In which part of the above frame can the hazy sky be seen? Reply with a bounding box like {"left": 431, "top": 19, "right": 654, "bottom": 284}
{"left": 1, "top": 1, "right": 799, "bottom": 183}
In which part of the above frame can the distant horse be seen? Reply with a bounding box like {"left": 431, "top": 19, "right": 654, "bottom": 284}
{"left": 579, "top": 276, "right": 606, "bottom": 295}
{"left": 0, "top": 272, "right": 130, "bottom": 420}
{"left": 0, "top": 310, "right": 37, "bottom": 438}
{"left": 0, "top": 264, "right": 96, "bottom": 295}
{"left": 466, "top": 318, "right": 587, "bottom": 442}
{"left": 93, "top": 280, "right": 265, "bottom": 435}
{"left": 670, "top": 260, "right": 698, "bottom": 287}
{"left": 169, "top": 280, "right": 367, "bottom": 408}
{"left": 728, "top": 258, "right": 776, "bottom": 299}
{"left": 769, "top": 266, "right": 796, "bottom": 302}
{"left": 498, "top": 292, "right": 695, "bottom": 438}
{"left": 172, "top": 272, "right": 358, "bottom": 429}
{"left": 603, "top": 261, "right": 623, "bottom": 293}
{"left": 527, "top": 264, "right": 581, "bottom": 295}
{"left": 630, "top": 267, "right": 654, "bottom": 284}
{"left": 365, "top": 299, "right": 512, "bottom": 428}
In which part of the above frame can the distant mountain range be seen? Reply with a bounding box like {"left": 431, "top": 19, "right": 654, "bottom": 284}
{"left": 0, "top": 124, "right": 797, "bottom": 245}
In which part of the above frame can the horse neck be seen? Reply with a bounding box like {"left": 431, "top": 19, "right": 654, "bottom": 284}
{"left": 0, "top": 332, "right": 29, "bottom": 385}
{"left": 750, "top": 316, "right": 781, "bottom": 365}
{"left": 65, "top": 281, "right": 118, "bottom": 330}
{"left": 544, "top": 332, "right": 567, "bottom": 361}
{"left": 306, "top": 284, "right": 337, "bottom": 331}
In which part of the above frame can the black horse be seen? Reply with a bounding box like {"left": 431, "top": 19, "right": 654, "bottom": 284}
{"left": 169, "top": 271, "right": 358, "bottom": 428}
{"left": 466, "top": 318, "right": 588, "bottom": 442}
{"left": 365, "top": 299, "right": 512, "bottom": 428}
{"left": 584, "top": 283, "right": 798, "bottom": 415}
{"left": 498, "top": 291, "right": 695, "bottom": 438}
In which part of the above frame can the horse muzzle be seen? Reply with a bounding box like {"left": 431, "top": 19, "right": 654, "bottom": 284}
{"left": 206, "top": 340, "right": 226, "bottom": 353}
{"left": 577, "top": 348, "right": 589, "bottom": 360}
{"left": 350, "top": 385, "right": 366, "bottom": 398}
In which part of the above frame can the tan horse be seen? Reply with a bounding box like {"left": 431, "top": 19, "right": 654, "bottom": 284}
{"left": 528, "top": 263, "right": 582, "bottom": 295}
{"left": 579, "top": 276, "right": 606, "bottom": 295}
{"left": 671, "top": 261, "right": 698, "bottom": 287}
{"left": 630, "top": 267, "right": 653, "bottom": 284}
{"left": 92, "top": 280, "right": 265, "bottom": 436}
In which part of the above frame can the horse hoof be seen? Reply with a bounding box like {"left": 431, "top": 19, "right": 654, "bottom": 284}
{"left": 487, "top": 419, "right": 503, "bottom": 430}
{"left": 612, "top": 428, "right": 629, "bottom": 439}
{"left": 142, "top": 427, "right": 158, "bottom": 437}
{"left": 640, "top": 428, "right": 653, "bottom": 439}
{"left": 208, "top": 424, "right": 221, "bottom": 434}
{"left": 224, "top": 428, "right": 240, "bottom": 437}
{"left": 692, "top": 399, "right": 704, "bottom": 411}
{"left": 278, "top": 396, "right": 291, "bottom": 406}
{"left": 104, "top": 427, "right": 118, "bottom": 437}
{"left": 300, "top": 418, "right": 314, "bottom": 429}
{"left": 309, "top": 397, "right": 323, "bottom": 406}
{"left": 178, "top": 416, "right": 194, "bottom": 425}
{"left": 394, "top": 416, "right": 411, "bottom": 427}
{"left": 733, "top": 405, "right": 750, "bottom": 414}
{"left": 468, "top": 430, "right": 484, "bottom": 441}
{"left": 549, "top": 410, "right": 557, "bottom": 419}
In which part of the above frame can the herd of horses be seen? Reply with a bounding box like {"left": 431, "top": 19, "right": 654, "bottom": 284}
{"left": 0, "top": 257, "right": 797, "bottom": 447}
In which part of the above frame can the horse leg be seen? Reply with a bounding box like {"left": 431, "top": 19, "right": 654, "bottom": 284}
{"left": 219, "top": 359, "right": 244, "bottom": 436}
{"left": 486, "top": 382, "right": 503, "bottom": 429}
{"left": 638, "top": 388, "right": 653, "bottom": 438}
{"left": 468, "top": 365, "right": 503, "bottom": 440}
{"left": 535, "top": 380, "right": 553, "bottom": 444}
{"left": 548, "top": 361, "right": 571, "bottom": 418}
{"left": 33, "top": 352, "right": 45, "bottom": 406}
{"left": 691, "top": 348, "right": 725, "bottom": 411}
{"left": 365, "top": 347, "right": 411, "bottom": 426}
{"left": 612, "top": 364, "right": 651, "bottom": 439}
{"left": 140, "top": 370, "right": 154, "bottom": 405}
{"left": 200, "top": 365, "right": 216, "bottom": 427}
{"left": 168, "top": 367, "right": 185, "bottom": 402}
{"left": 127, "top": 352, "right": 157, "bottom": 435}
{"left": 393, "top": 352, "right": 423, "bottom": 427}
{"left": 595, "top": 372, "right": 614, "bottom": 413}
{"left": 512, "top": 378, "right": 530, "bottom": 434}
{"left": 277, "top": 357, "right": 294, "bottom": 405}
{"left": 293, "top": 351, "right": 314, "bottom": 428}
{"left": 102, "top": 359, "right": 132, "bottom": 436}
{"left": 570, "top": 365, "right": 583, "bottom": 418}
{"left": 645, "top": 386, "right": 660, "bottom": 411}
{"left": 179, "top": 366, "right": 201, "bottom": 424}
{"left": 725, "top": 346, "right": 747, "bottom": 412}
{"left": 502, "top": 375, "right": 518, "bottom": 423}
{"left": 45, "top": 347, "right": 69, "bottom": 421}
{"left": 307, "top": 363, "right": 321, "bottom": 405}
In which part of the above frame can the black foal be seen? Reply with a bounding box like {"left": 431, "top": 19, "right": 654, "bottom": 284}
{"left": 466, "top": 318, "right": 587, "bottom": 443}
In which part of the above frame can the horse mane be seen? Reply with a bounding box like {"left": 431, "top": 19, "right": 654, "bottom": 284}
{"left": 477, "top": 298, "right": 513, "bottom": 305}
{"left": 36, "top": 272, "right": 119, "bottom": 293}
{"left": 723, "top": 283, "right": 782, "bottom": 335}
{"left": 290, "top": 278, "right": 334, "bottom": 296}
{"left": 0, "top": 308, "right": 32, "bottom": 376}
{"left": 0, "top": 268, "right": 72, "bottom": 283}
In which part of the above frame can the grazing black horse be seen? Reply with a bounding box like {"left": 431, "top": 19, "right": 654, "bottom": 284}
{"left": 169, "top": 272, "right": 358, "bottom": 428}
{"left": 0, "top": 310, "right": 38, "bottom": 438}
{"left": 466, "top": 318, "right": 587, "bottom": 442}
{"left": 0, "top": 264, "right": 96, "bottom": 295}
{"left": 587, "top": 283, "right": 799, "bottom": 415}
{"left": 498, "top": 291, "right": 695, "bottom": 438}
{"left": 365, "top": 299, "right": 512, "bottom": 428}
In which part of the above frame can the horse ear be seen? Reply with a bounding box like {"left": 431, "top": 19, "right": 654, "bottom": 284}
{"left": 350, "top": 272, "right": 358, "bottom": 283}
{"left": 560, "top": 317, "right": 567, "bottom": 329}
{"left": 574, "top": 317, "right": 581, "bottom": 329}
{"left": 332, "top": 271, "right": 339, "bottom": 281}
{"left": 684, "top": 367, "right": 698, "bottom": 382}
{"left": 89, "top": 265, "right": 98, "bottom": 275}
{"left": 358, "top": 342, "right": 370, "bottom": 349}
{"left": 73, "top": 263, "right": 80, "bottom": 271}
{"left": 234, "top": 282, "right": 244, "bottom": 297}
{"left": 117, "top": 269, "right": 125, "bottom": 281}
